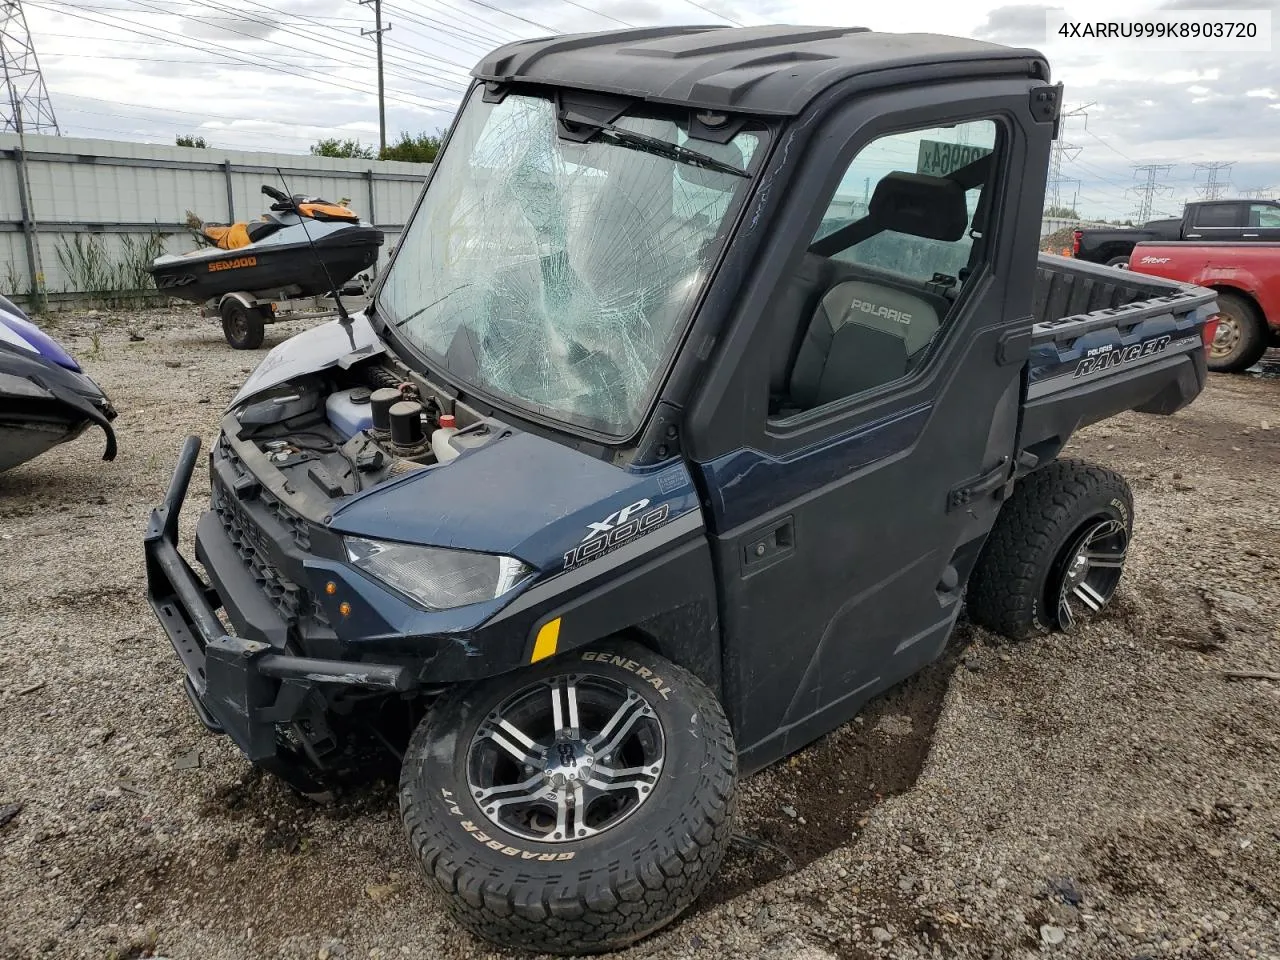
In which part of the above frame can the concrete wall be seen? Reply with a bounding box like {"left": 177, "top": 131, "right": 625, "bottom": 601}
{"left": 0, "top": 133, "right": 429, "bottom": 304}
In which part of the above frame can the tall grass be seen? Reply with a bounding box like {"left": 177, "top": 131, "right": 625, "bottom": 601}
{"left": 55, "top": 232, "right": 167, "bottom": 308}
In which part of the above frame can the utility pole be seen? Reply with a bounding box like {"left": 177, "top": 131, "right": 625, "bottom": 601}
{"left": 1047, "top": 101, "right": 1092, "bottom": 213}
{"left": 1128, "top": 164, "right": 1175, "bottom": 223}
{"left": 1194, "top": 161, "right": 1234, "bottom": 200}
{"left": 360, "top": 0, "right": 390, "bottom": 154}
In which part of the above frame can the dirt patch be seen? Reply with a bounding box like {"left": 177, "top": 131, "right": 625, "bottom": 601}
{"left": 707, "top": 637, "right": 967, "bottom": 906}
{"left": 2, "top": 307, "right": 1278, "bottom": 960}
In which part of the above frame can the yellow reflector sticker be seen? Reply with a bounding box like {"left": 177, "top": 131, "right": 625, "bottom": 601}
{"left": 531, "top": 618, "right": 561, "bottom": 663}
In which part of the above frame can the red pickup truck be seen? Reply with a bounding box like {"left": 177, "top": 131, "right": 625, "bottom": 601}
{"left": 1128, "top": 241, "right": 1280, "bottom": 372}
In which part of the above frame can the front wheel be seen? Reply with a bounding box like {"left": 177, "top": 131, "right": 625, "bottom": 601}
{"left": 967, "top": 459, "right": 1133, "bottom": 640}
{"left": 400, "top": 640, "right": 737, "bottom": 955}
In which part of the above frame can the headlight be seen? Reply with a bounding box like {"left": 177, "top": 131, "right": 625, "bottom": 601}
{"left": 344, "top": 537, "right": 533, "bottom": 610}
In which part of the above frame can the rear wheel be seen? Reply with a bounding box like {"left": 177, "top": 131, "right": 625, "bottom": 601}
{"left": 967, "top": 459, "right": 1132, "bottom": 640}
{"left": 400, "top": 640, "right": 736, "bottom": 955}
{"left": 220, "top": 300, "right": 265, "bottom": 349}
{"left": 1106, "top": 255, "right": 1130, "bottom": 269}
{"left": 1207, "top": 291, "right": 1267, "bottom": 373}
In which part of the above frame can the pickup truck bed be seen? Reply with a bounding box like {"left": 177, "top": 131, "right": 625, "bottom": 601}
{"left": 1021, "top": 253, "right": 1217, "bottom": 462}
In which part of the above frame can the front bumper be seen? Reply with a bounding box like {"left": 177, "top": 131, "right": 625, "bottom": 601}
{"left": 144, "top": 436, "right": 417, "bottom": 763}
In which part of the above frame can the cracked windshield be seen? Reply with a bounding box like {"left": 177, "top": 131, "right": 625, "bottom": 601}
{"left": 378, "top": 88, "right": 762, "bottom": 435}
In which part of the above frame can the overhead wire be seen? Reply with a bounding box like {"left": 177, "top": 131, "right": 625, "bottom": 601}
{"left": 29, "top": 0, "right": 458, "bottom": 109}
{"left": 675, "top": 0, "right": 743, "bottom": 26}
{"left": 401, "top": 0, "right": 526, "bottom": 43}
{"left": 118, "top": 0, "right": 474, "bottom": 90}
{"left": 414, "top": 0, "right": 529, "bottom": 41}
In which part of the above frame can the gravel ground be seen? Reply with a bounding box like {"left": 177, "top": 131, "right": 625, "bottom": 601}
{"left": 1, "top": 307, "right": 1277, "bottom": 960}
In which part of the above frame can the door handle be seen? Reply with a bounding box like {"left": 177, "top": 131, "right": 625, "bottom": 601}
{"left": 741, "top": 516, "right": 795, "bottom": 574}
{"left": 1244, "top": 233, "right": 1259, "bottom": 238}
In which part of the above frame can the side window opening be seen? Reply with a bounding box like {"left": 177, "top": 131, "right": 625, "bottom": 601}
{"left": 768, "top": 118, "right": 1000, "bottom": 420}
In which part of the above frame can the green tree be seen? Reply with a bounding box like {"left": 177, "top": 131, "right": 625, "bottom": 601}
{"left": 379, "top": 130, "right": 443, "bottom": 163}
{"left": 176, "top": 134, "right": 207, "bottom": 148}
{"left": 1043, "top": 204, "right": 1078, "bottom": 218}
{"left": 311, "top": 137, "right": 377, "bottom": 159}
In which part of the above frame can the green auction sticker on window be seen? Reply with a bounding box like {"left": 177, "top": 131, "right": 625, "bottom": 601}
{"left": 917, "top": 140, "right": 992, "bottom": 177}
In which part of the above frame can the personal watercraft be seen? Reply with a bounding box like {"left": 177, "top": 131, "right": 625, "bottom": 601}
{"left": 147, "top": 185, "right": 383, "bottom": 303}
{"left": 0, "top": 294, "right": 118, "bottom": 474}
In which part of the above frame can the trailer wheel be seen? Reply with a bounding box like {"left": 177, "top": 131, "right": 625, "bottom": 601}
{"left": 967, "top": 459, "right": 1132, "bottom": 641}
{"left": 1207, "top": 291, "right": 1267, "bottom": 373}
{"left": 220, "top": 300, "right": 265, "bottom": 350}
{"left": 400, "top": 640, "right": 736, "bottom": 955}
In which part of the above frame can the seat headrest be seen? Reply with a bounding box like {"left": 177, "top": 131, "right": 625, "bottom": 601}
{"left": 868, "top": 172, "right": 968, "bottom": 243}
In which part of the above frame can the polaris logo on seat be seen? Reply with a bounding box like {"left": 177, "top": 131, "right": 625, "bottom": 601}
{"left": 847, "top": 299, "right": 911, "bottom": 325}
{"left": 1074, "top": 335, "right": 1172, "bottom": 377}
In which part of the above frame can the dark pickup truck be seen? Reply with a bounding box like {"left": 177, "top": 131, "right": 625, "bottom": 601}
{"left": 143, "top": 25, "right": 1219, "bottom": 955}
{"left": 1074, "top": 199, "right": 1280, "bottom": 266}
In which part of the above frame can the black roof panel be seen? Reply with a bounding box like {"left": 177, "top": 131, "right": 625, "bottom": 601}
{"left": 472, "top": 25, "right": 1049, "bottom": 116}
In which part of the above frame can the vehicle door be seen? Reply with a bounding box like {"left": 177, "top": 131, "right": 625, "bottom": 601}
{"left": 684, "top": 80, "right": 1047, "bottom": 770}
{"left": 1246, "top": 202, "right": 1280, "bottom": 241}
{"left": 1184, "top": 202, "right": 1247, "bottom": 240}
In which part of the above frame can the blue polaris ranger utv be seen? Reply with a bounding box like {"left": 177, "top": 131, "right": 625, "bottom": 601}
{"left": 145, "top": 25, "right": 1218, "bottom": 955}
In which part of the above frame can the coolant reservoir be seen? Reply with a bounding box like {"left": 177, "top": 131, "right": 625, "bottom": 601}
{"left": 325, "top": 387, "right": 374, "bottom": 440}
{"left": 431, "top": 414, "right": 460, "bottom": 463}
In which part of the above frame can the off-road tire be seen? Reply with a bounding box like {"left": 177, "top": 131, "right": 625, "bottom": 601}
{"left": 1207, "top": 291, "right": 1267, "bottom": 373}
{"left": 220, "top": 300, "right": 265, "bottom": 350}
{"left": 967, "top": 459, "right": 1133, "bottom": 640}
{"left": 400, "top": 640, "right": 737, "bottom": 955}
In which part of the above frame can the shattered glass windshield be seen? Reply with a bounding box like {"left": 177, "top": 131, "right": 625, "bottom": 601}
{"left": 377, "top": 88, "right": 764, "bottom": 437}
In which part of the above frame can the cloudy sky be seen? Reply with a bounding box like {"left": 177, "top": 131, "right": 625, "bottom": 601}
{"left": 21, "top": 0, "right": 1280, "bottom": 219}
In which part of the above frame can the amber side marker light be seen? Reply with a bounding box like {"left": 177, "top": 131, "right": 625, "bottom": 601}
{"left": 339, "top": 602, "right": 352, "bottom": 617}
{"left": 325, "top": 581, "right": 337, "bottom": 595}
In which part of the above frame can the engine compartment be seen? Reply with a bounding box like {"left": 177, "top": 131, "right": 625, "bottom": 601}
{"left": 228, "top": 357, "right": 504, "bottom": 511}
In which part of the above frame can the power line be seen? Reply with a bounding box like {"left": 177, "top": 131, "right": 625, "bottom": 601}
{"left": 417, "top": 0, "right": 527, "bottom": 42}
{"left": 1082, "top": 127, "right": 1138, "bottom": 165}
{"left": 675, "top": 0, "right": 743, "bottom": 25}
{"left": 28, "top": 0, "right": 457, "bottom": 109}
{"left": 549, "top": 0, "right": 632, "bottom": 27}
{"left": 456, "top": 0, "right": 561, "bottom": 34}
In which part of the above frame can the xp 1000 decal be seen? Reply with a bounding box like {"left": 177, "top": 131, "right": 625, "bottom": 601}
{"left": 563, "top": 498, "right": 672, "bottom": 571}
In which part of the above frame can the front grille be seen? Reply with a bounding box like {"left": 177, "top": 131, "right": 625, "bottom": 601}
{"left": 211, "top": 442, "right": 328, "bottom": 630}
{"left": 218, "top": 436, "right": 311, "bottom": 551}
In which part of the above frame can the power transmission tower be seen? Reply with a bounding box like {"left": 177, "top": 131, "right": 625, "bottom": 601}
{"left": 1, "top": 0, "right": 60, "bottom": 135}
{"left": 1193, "top": 161, "right": 1233, "bottom": 200}
{"left": 1128, "top": 164, "right": 1174, "bottom": 223}
{"left": 360, "top": 0, "right": 390, "bottom": 153}
{"left": 1046, "top": 101, "right": 1093, "bottom": 213}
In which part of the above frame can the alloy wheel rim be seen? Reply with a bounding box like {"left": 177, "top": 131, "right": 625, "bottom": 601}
{"left": 465, "top": 673, "right": 665, "bottom": 843}
{"left": 1055, "top": 518, "right": 1128, "bottom": 630}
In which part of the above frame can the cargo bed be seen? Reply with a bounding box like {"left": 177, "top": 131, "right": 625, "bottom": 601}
{"left": 1020, "top": 253, "right": 1218, "bottom": 463}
